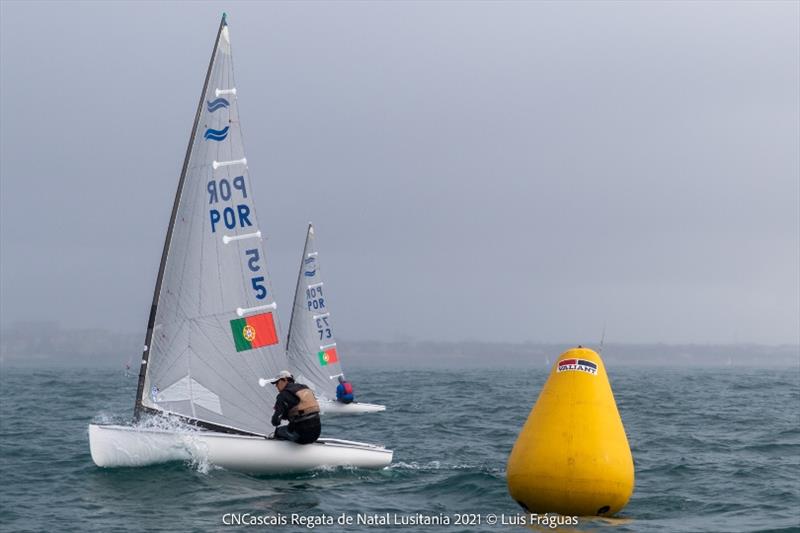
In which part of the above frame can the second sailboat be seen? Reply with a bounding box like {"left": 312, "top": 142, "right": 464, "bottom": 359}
{"left": 285, "top": 223, "right": 386, "bottom": 414}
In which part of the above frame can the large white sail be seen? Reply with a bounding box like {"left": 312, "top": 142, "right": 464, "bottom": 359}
{"left": 286, "top": 224, "right": 344, "bottom": 401}
{"left": 134, "top": 16, "right": 285, "bottom": 436}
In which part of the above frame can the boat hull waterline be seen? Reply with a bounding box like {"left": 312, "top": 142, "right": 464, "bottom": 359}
{"left": 88, "top": 424, "right": 392, "bottom": 474}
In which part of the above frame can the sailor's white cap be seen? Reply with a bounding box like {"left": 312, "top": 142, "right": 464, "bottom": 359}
{"left": 268, "top": 370, "right": 293, "bottom": 384}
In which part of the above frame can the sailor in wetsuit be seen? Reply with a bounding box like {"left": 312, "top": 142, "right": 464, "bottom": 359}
{"left": 268, "top": 370, "right": 321, "bottom": 444}
{"left": 335, "top": 375, "right": 355, "bottom": 404}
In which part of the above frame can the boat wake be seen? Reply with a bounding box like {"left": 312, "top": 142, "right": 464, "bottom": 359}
{"left": 387, "top": 460, "right": 504, "bottom": 474}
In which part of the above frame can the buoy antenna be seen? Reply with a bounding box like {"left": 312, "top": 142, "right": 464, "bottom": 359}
{"left": 599, "top": 322, "right": 607, "bottom": 354}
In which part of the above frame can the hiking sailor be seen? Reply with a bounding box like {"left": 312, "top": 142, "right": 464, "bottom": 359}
{"left": 336, "top": 375, "right": 355, "bottom": 404}
{"left": 268, "top": 371, "right": 321, "bottom": 444}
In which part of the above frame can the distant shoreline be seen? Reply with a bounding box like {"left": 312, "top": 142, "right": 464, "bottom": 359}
{"left": 1, "top": 325, "right": 797, "bottom": 369}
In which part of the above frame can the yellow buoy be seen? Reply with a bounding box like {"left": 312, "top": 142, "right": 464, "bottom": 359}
{"left": 507, "top": 346, "right": 634, "bottom": 516}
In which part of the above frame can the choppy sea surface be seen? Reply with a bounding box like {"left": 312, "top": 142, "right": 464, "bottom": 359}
{"left": 1, "top": 364, "right": 798, "bottom": 532}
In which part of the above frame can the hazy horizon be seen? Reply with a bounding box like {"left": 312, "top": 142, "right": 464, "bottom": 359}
{"left": 1, "top": 1, "right": 798, "bottom": 346}
{"left": 2, "top": 321, "right": 797, "bottom": 371}
{"left": 3, "top": 320, "right": 799, "bottom": 348}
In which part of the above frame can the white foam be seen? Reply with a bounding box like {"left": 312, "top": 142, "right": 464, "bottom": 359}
{"left": 133, "top": 412, "right": 202, "bottom": 433}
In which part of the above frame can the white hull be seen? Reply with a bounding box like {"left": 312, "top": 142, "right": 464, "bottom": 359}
{"left": 320, "top": 400, "right": 386, "bottom": 414}
{"left": 88, "top": 424, "right": 392, "bottom": 474}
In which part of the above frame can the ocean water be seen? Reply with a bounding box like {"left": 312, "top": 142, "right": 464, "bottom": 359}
{"left": 1, "top": 364, "right": 798, "bottom": 532}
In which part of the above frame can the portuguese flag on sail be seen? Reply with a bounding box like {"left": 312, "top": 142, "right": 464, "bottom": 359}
{"left": 230, "top": 312, "right": 278, "bottom": 352}
{"left": 318, "top": 345, "right": 339, "bottom": 366}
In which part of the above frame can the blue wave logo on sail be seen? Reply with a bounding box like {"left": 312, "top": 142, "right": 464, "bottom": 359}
{"left": 206, "top": 98, "right": 230, "bottom": 112}
{"left": 204, "top": 126, "right": 229, "bottom": 141}
{"left": 303, "top": 256, "right": 316, "bottom": 277}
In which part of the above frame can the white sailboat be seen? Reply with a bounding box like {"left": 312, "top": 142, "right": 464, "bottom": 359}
{"left": 88, "top": 15, "right": 391, "bottom": 473}
{"left": 284, "top": 223, "right": 385, "bottom": 414}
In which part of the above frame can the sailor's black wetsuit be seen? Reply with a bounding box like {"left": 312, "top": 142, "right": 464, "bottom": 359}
{"left": 271, "top": 382, "right": 321, "bottom": 444}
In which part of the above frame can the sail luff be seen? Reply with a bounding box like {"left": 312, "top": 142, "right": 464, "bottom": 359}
{"left": 135, "top": 15, "right": 228, "bottom": 419}
{"left": 285, "top": 223, "right": 314, "bottom": 349}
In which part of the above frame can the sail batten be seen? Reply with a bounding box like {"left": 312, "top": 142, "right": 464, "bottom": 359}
{"left": 134, "top": 15, "right": 285, "bottom": 436}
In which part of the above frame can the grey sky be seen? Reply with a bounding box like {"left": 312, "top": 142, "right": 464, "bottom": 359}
{"left": 1, "top": 1, "right": 798, "bottom": 345}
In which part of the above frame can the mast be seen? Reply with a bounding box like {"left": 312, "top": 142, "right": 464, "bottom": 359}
{"left": 285, "top": 222, "right": 314, "bottom": 350}
{"left": 134, "top": 14, "right": 228, "bottom": 419}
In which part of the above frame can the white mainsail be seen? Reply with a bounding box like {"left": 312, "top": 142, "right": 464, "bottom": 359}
{"left": 134, "top": 15, "right": 286, "bottom": 436}
{"left": 286, "top": 223, "right": 344, "bottom": 401}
